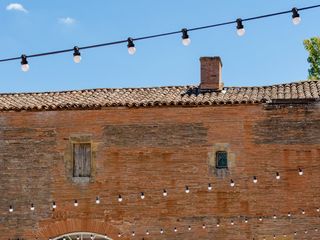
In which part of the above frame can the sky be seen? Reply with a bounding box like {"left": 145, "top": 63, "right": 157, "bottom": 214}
{"left": 0, "top": 0, "right": 319, "bottom": 93}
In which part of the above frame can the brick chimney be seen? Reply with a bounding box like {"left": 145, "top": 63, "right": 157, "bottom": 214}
{"left": 199, "top": 56, "right": 223, "bottom": 91}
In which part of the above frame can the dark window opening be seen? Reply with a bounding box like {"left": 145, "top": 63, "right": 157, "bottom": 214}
{"left": 73, "top": 143, "right": 91, "bottom": 177}
{"left": 216, "top": 151, "right": 228, "bottom": 169}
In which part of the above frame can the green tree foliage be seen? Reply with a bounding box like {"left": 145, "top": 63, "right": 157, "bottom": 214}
{"left": 303, "top": 37, "right": 320, "bottom": 80}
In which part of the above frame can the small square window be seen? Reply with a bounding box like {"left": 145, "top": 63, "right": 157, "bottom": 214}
{"left": 216, "top": 151, "right": 228, "bottom": 169}
{"left": 73, "top": 143, "right": 91, "bottom": 177}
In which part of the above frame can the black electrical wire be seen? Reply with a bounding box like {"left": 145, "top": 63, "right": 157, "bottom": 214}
{"left": 0, "top": 4, "right": 319, "bottom": 63}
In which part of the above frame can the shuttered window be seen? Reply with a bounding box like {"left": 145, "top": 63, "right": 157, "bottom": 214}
{"left": 73, "top": 143, "right": 91, "bottom": 177}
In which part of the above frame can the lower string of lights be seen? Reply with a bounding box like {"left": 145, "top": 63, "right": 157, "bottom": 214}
{"left": 0, "top": 5, "right": 319, "bottom": 71}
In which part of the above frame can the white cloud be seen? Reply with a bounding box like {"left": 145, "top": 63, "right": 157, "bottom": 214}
{"left": 6, "top": 3, "right": 28, "bottom": 13}
{"left": 59, "top": 17, "right": 76, "bottom": 25}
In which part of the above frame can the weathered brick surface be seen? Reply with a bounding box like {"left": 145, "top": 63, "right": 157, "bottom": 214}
{"left": 0, "top": 102, "right": 319, "bottom": 240}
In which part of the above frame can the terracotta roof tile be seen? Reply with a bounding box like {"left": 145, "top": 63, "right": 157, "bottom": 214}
{"left": 0, "top": 80, "right": 319, "bottom": 111}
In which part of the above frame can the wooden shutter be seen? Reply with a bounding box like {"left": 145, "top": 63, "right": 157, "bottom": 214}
{"left": 73, "top": 143, "right": 91, "bottom": 177}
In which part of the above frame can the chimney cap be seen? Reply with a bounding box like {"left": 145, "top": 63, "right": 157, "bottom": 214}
{"left": 199, "top": 56, "right": 223, "bottom": 67}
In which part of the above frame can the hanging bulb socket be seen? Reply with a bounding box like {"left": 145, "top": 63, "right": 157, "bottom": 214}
{"left": 292, "top": 7, "right": 301, "bottom": 25}
{"left": 276, "top": 172, "right": 280, "bottom": 180}
{"left": 118, "top": 194, "right": 123, "bottom": 202}
{"left": 163, "top": 189, "right": 167, "bottom": 197}
{"left": 174, "top": 227, "right": 177, "bottom": 232}
{"left": 160, "top": 229, "right": 164, "bottom": 234}
{"left": 140, "top": 192, "right": 145, "bottom": 199}
{"left": 236, "top": 18, "right": 245, "bottom": 36}
{"left": 181, "top": 28, "right": 191, "bottom": 46}
{"left": 230, "top": 179, "right": 235, "bottom": 187}
{"left": 95, "top": 196, "right": 100, "bottom": 204}
{"left": 188, "top": 226, "right": 191, "bottom": 231}
{"left": 74, "top": 199, "right": 78, "bottom": 207}
{"left": 208, "top": 183, "right": 212, "bottom": 191}
{"left": 9, "top": 205, "right": 13, "bottom": 212}
{"left": 52, "top": 201, "right": 56, "bottom": 209}
{"left": 253, "top": 176, "right": 258, "bottom": 183}
{"left": 21, "top": 54, "right": 30, "bottom": 72}
{"left": 185, "top": 185, "right": 190, "bottom": 193}
{"left": 298, "top": 168, "right": 303, "bottom": 175}
{"left": 202, "top": 224, "right": 206, "bottom": 229}
{"left": 127, "top": 37, "right": 136, "bottom": 55}
{"left": 73, "top": 46, "right": 81, "bottom": 63}
{"left": 30, "top": 203, "right": 35, "bottom": 211}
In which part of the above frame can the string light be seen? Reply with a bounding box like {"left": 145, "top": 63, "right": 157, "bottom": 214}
{"left": 236, "top": 18, "right": 245, "bottom": 36}
{"left": 208, "top": 183, "right": 212, "bottom": 191}
{"left": 230, "top": 220, "right": 235, "bottom": 225}
{"left": 244, "top": 218, "right": 248, "bottom": 223}
{"left": 118, "top": 194, "right": 123, "bottom": 202}
{"left": 302, "top": 209, "right": 305, "bottom": 214}
{"left": 185, "top": 186, "right": 190, "bottom": 193}
{"left": 317, "top": 208, "right": 320, "bottom": 212}
{"left": 74, "top": 200, "right": 78, "bottom": 207}
{"left": 127, "top": 38, "right": 136, "bottom": 55}
{"left": 292, "top": 7, "right": 301, "bottom": 25}
{"left": 117, "top": 233, "right": 121, "bottom": 238}
{"left": 146, "top": 230, "right": 149, "bottom": 235}
{"left": 20, "top": 55, "right": 29, "bottom": 72}
{"left": 52, "top": 201, "right": 56, "bottom": 209}
{"left": 163, "top": 189, "right": 168, "bottom": 197}
{"left": 131, "top": 231, "right": 135, "bottom": 236}
{"left": 259, "top": 217, "right": 263, "bottom": 222}
{"left": 181, "top": 28, "right": 191, "bottom": 46}
{"left": 0, "top": 5, "right": 318, "bottom": 69}
{"left": 174, "top": 227, "right": 178, "bottom": 232}
{"left": 202, "top": 224, "right": 206, "bottom": 229}
{"left": 273, "top": 215, "right": 277, "bottom": 219}
{"left": 276, "top": 172, "right": 280, "bottom": 180}
{"left": 90, "top": 235, "right": 94, "bottom": 240}
{"left": 188, "top": 226, "right": 191, "bottom": 231}
{"left": 298, "top": 168, "right": 303, "bottom": 175}
{"left": 73, "top": 46, "right": 81, "bottom": 63}
{"left": 30, "top": 203, "right": 35, "bottom": 211}
{"left": 9, "top": 205, "right": 13, "bottom": 213}
{"left": 287, "top": 212, "right": 291, "bottom": 217}
{"left": 95, "top": 196, "right": 100, "bottom": 204}
{"left": 140, "top": 192, "right": 145, "bottom": 199}
{"left": 160, "top": 229, "right": 164, "bottom": 234}
{"left": 253, "top": 176, "right": 258, "bottom": 184}
{"left": 216, "top": 222, "right": 220, "bottom": 227}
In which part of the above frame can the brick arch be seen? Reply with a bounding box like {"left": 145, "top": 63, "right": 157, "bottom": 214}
{"left": 32, "top": 218, "right": 122, "bottom": 240}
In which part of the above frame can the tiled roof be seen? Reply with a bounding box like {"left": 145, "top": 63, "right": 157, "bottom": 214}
{"left": 0, "top": 80, "right": 319, "bottom": 111}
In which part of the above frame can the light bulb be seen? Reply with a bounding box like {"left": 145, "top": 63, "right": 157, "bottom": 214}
{"left": 273, "top": 235, "right": 276, "bottom": 239}
{"left": 202, "top": 224, "right": 206, "bottom": 229}
{"left": 118, "top": 195, "right": 123, "bottom": 202}
{"left": 74, "top": 200, "right": 78, "bottom": 207}
{"left": 253, "top": 176, "right": 258, "bottom": 183}
{"left": 230, "top": 179, "right": 235, "bottom": 187}
{"left": 302, "top": 209, "right": 305, "bottom": 214}
{"left": 231, "top": 220, "right": 234, "bottom": 225}
{"left": 132, "top": 231, "right": 135, "bottom": 236}
{"left": 117, "top": 233, "right": 121, "bottom": 238}
{"left": 174, "top": 227, "right": 177, "bottom": 232}
{"left": 317, "top": 208, "right": 320, "bottom": 212}
{"left": 294, "top": 232, "right": 297, "bottom": 236}
{"left": 146, "top": 230, "right": 149, "bottom": 235}
{"left": 216, "top": 222, "right": 220, "bottom": 227}
{"left": 244, "top": 218, "right": 248, "bottom": 223}
{"left": 273, "top": 215, "right": 277, "bottom": 219}
{"left": 236, "top": 18, "right": 245, "bottom": 36}
{"left": 276, "top": 172, "right": 280, "bottom": 180}
{"left": 298, "top": 168, "right": 303, "bottom": 175}
{"left": 9, "top": 205, "right": 13, "bottom": 212}
{"left": 52, "top": 201, "right": 56, "bottom": 209}
{"left": 76, "top": 236, "right": 80, "bottom": 240}
{"left": 163, "top": 189, "right": 168, "bottom": 197}
{"left": 208, "top": 183, "right": 212, "bottom": 191}
{"left": 127, "top": 37, "right": 136, "bottom": 55}
{"left": 185, "top": 186, "right": 190, "bottom": 193}
{"left": 315, "top": 228, "right": 318, "bottom": 232}
{"left": 96, "top": 196, "right": 100, "bottom": 204}
{"left": 292, "top": 7, "right": 301, "bottom": 25}
{"left": 304, "top": 230, "right": 308, "bottom": 234}
{"left": 160, "top": 229, "right": 164, "bottom": 234}
{"left": 188, "top": 226, "right": 191, "bottom": 231}
{"left": 30, "top": 203, "right": 35, "bottom": 211}
{"left": 259, "top": 217, "right": 263, "bottom": 221}
{"left": 73, "top": 46, "right": 81, "bottom": 63}
{"left": 140, "top": 192, "right": 145, "bottom": 199}
{"left": 181, "top": 28, "right": 191, "bottom": 46}
{"left": 21, "top": 54, "right": 29, "bottom": 72}
{"left": 91, "top": 235, "right": 94, "bottom": 240}
{"left": 287, "top": 212, "right": 291, "bottom": 217}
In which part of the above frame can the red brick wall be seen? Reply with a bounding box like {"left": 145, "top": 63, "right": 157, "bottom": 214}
{"left": 0, "top": 103, "right": 319, "bottom": 240}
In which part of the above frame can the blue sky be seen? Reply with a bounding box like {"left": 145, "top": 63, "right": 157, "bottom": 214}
{"left": 0, "top": 0, "right": 319, "bottom": 93}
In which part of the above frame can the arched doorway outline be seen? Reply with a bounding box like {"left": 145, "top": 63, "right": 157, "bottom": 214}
{"left": 51, "top": 232, "right": 112, "bottom": 240}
